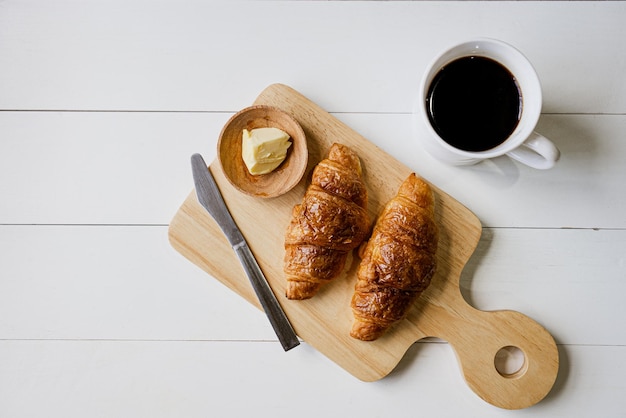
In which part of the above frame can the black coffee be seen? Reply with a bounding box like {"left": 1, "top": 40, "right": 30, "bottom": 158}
{"left": 426, "top": 56, "right": 522, "bottom": 152}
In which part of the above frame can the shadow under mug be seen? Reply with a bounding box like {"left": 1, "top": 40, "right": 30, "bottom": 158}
{"left": 415, "top": 38, "right": 560, "bottom": 170}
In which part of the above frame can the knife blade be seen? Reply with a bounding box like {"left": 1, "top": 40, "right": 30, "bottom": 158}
{"left": 191, "top": 153, "right": 300, "bottom": 351}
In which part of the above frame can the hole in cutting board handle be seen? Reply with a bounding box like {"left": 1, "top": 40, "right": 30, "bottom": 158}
{"left": 445, "top": 309, "right": 559, "bottom": 409}
{"left": 494, "top": 345, "right": 527, "bottom": 378}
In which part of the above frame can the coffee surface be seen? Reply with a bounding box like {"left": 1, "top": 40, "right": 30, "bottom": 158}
{"left": 426, "top": 56, "right": 522, "bottom": 152}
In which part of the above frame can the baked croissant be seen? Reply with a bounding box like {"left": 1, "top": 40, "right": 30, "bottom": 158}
{"left": 284, "top": 143, "right": 370, "bottom": 300}
{"left": 350, "top": 173, "right": 438, "bottom": 341}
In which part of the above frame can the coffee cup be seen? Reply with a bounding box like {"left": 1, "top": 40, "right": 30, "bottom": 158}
{"left": 415, "top": 38, "right": 560, "bottom": 169}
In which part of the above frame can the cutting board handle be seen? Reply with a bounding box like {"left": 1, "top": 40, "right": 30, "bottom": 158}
{"left": 429, "top": 301, "right": 559, "bottom": 410}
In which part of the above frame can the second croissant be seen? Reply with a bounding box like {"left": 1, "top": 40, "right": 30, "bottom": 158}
{"left": 351, "top": 173, "right": 438, "bottom": 341}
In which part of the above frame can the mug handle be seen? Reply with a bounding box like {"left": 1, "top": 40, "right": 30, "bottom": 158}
{"left": 506, "top": 132, "right": 560, "bottom": 170}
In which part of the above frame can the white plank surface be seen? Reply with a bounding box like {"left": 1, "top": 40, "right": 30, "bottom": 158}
{"left": 1, "top": 342, "right": 625, "bottom": 417}
{"left": 1, "top": 1, "right": 625, "bottom": 416}
{"left": 1, "top": 226, "right": 623, "bottom": 346}
{"left": 1, "top": 112, "right": 625, "bottom": 228}
{"left": 1, "top": 1, "right": 625, "bottom": 114}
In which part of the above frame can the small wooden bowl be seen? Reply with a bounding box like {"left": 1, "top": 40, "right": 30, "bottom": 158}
{"left": 217, "top": 105, "right": 308, "bottom": 198}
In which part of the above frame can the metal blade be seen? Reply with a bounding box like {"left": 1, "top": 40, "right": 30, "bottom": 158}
{"left": 191, "top": 153, "right": 244, "bottom": 247}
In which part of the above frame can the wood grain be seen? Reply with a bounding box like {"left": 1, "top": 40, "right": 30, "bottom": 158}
{"left": 168, "top": 84, "right": 558, "bottom": 409}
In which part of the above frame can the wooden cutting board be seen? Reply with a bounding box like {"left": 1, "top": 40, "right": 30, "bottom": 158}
{"left": 168, "top": 84, "right": 558, "bottom": 410}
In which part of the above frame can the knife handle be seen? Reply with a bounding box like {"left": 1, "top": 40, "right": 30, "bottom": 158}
{"left": 233, "top": 243, "right": 300, "bottom": 351}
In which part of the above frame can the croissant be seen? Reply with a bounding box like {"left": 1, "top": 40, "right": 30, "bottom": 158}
{"left": 350, "top": 173, "right": 438, "bottom": 341}
{"left": 284, "top": 143, "right": 370, "bottom": 300}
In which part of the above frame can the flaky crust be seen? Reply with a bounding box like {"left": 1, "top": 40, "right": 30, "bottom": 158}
{"left": 350, "top": 173, "right": 438, "bottom": 341}
{"left": 284, "top": 143, "right": 369, "bottom": 300}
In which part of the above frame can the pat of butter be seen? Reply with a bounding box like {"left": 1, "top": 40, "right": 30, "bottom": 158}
{"left": 241, "top": 127, "right": 292, "bottom": 175}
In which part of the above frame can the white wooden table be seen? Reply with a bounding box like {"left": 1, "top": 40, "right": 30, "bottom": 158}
{"left": 1, "top": 1, "right": 625, "bottom": 416}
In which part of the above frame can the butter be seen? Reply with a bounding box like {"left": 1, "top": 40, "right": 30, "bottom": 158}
{"left": 241, "top": 127, "right": 292, "bottom": 175}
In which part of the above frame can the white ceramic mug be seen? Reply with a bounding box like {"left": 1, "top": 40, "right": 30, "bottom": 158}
{"left": 415, "top": 38, "right": 560, "bottom": 169}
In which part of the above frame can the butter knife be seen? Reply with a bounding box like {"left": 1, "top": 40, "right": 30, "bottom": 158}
{"left": 191, "top": 153, "right": 300, "bottom": 351}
